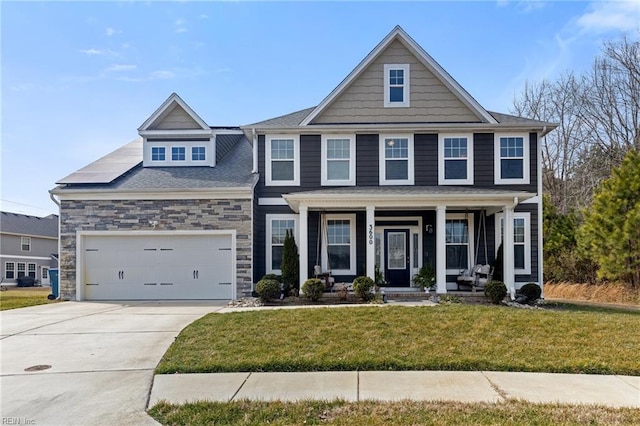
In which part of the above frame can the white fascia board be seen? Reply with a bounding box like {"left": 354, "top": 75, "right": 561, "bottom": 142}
{"left": 139, "top": 129, "right": 213, "bottom": 137}
{"left": 0, "top": 232, "right": 57, "bottom": 240}
{"left": 138, "top": 93, "right": 209, "bottom": 131}
{"left": 300, "top": 26, "right": 497, "bottom": 126}
{"left": 53, "top": 189, "right": 253, "bottom": 200}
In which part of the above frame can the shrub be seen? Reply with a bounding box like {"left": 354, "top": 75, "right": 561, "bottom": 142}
{"left": 353, "top": 276, "right": 375, "bottom": 302}
{"left": 256, "top": 277, "right": 280, "bottom": 302}
{"left": 281, "top": 229, "right": 299, "bottom": 294}
{"left": 519, "top": 283, "right": 542, "bottom": 303}
{"left": 484, "top": 280, "right": 507, "bottom": 304}
{"left": 301, "top": 278, "right": 324, "bottom": 302}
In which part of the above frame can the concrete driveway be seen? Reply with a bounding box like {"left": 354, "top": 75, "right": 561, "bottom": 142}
{"left": 0, "top": 301, "right": 227, "bottom": 426}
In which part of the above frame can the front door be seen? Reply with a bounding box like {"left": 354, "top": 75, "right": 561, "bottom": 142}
{"left": 384, "top": 229, "right": 410, "bottom": 287}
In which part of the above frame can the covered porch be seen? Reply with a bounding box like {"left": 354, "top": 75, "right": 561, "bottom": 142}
{"left": 283, "top": 186, "right": 537, "bottom": 299}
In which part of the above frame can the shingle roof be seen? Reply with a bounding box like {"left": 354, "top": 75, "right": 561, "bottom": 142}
{"left": 53, "top": 136, "right": 256, "bottom": 193}
{"left": 0, "top": 212, "right": 59, "bottom": 237}
{"left": 243, "top": 106, "right": 556, "bottom": 130}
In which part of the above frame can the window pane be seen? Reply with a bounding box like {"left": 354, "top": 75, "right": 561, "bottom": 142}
{"left": 327, "top": 160, "right": 350, "bottom": 180}
{"left": 390, "top": 87, "right": 404, "bottom": 102}
{"left": 272, "top": 161, "right": 294, "bottom": 181}
{"left": 514, "top": 245, "right": 525, "bottom": 269}
{"left": 327, "top": 220, "right": 350, "bottom": 244}
{"left": 446, "top": 220, "right": 468, "bottom": 244}
{"left": 445, "top": 159, "right": 467, "bottom": 180}
{"left": 501, "top": 159, "right": 523, "bottom": 179}
{"left": 385, "top": 139, "right": 408, "bottom": 158}
{"left": 6, "top": 263, "right": 15, "bottom": 279}
{"left": 328, "top": 245, "right": 350, "bottom": 270}
{"left": 444, "top": 138, "right": 467, "bottom": 158}
{"left": 413, "top": 233, "right": 418, "bottom": 268}
{"left": 192, "top": 147, "right": 206, "bottom": 161}
{"left": 514, "top": 218, "right": 525, "bottom": 243}
{"left": 500, "top": 137, "right": 523, "bottom": 158}
{"left": 17, "top": 263, "right": 26, "bottom": 278}
{"left": 271, "top": 139, "right": 294, "bottom": 159}
{"left": 28, "top": 264, "right": 36, "bottom": 278}
{"left": 272, "top": 246, "right": 284, "bottom": 270}
{"left": 387, "top": 232, "right": 406, "bottom": 269}
{"left": 151, "top": 147, "right": 165, "bottom": 161}
{"left": 172, "top": 147, "right": 185, "bottom": 161}
{"left": 327, "top": 139, "right": 350, "bottom": 159}
{"left": 386, "top": 160, "right": 408, "bottom": 180}
{"left": 446, "top": 246, "right": 468, "bottom": 270}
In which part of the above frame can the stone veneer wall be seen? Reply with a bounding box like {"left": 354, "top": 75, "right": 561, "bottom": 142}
{"left": 59, "top": 199, "right": 252, "bottom": 300}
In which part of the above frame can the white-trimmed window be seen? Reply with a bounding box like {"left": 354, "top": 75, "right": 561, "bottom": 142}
{"left": 17, "top": 262, "right": 26, "bottom": 278}
{"left": 28, "top": 263, "right": 37, "bottom": 278}
{"left": 445, "top": 213, "right": 474, "bottom": 274}
{"left": 322, "top": 214, "right": 356, "bottom": 275}
{"left": 5, "top": 262, "right": 15, "bottom": 279}
{"left": 265, "top": 135, "right": 300, "bottom": 186}
{"left": 266, "top": 214, "right": 298, "bottom": 274}
{"left": 384, "top": 64, "right": 410, "bottom": 107}
{"left": 21, "top": 236, "right": 31, "bottom": 252}
{"left": 151, "top": 147, "right": 166, "bottom": 161}
{"left": 191, "top": 146, "right": 206, "bottom": 161}
{"left": 321, "top": 135, "right": 355, "bottom": 186}
{"left": 379, "top": 134, "right": 414, "bottom": 185}
{"left": 496, "top": 212, "right": 531, "bottom": 274}
{"left": 439, "top": 134, "right": 473, "bottom": 185}
{"left": 171, "top": 146, "right": 186, "bottom": 161}
{"left": 495, "top": 134, "right": 529, "bottom": 184}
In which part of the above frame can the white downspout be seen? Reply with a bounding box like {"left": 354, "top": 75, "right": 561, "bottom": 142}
{"left": 252, "top": 128, "right": 258, "bottom": 174}
{"left": 49, "top": 191, "right": 62, "bottom": 300}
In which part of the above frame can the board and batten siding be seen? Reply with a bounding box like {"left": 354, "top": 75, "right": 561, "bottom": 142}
{"left": 313, "top": 40, "right": 480, "bottom": 124}
{"left": 151, "top": 105, "right": 202, "bottom": 130}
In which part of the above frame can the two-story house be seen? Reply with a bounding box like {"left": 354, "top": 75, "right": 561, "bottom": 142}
{"left": 50, "top": 26, "right": 555, "bottom": 301}
{"left": 0, "top": 211, "right": 59, "bottom": 286}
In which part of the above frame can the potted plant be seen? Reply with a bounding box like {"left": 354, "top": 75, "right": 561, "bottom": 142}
{"left": 413, "top": 264, "right": 437, "bottom": 301}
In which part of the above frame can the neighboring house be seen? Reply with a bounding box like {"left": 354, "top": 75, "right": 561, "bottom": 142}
{"left": 51, "top": 26, "right": 555, "bottom": 301}
{"left": 0, "top": 211, "right": 59, "bottom": 285}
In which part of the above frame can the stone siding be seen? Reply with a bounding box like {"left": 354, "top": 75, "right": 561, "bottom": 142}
{"left": 59, "top": 199, "right": 252, "bottom": 300}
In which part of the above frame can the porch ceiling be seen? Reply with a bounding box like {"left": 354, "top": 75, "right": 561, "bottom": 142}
{"left": 283, "top": 186, "right": 536, "bottom": 212}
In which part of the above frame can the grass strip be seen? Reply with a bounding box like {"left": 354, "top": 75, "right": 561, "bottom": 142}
{"left": 0, "top": 288, "right": 57, "bottom": 310}
{"left": 148, "top": 399, "right": 640, "bottom": 426}
{"left": 156, "top": 304, "right": 640, "bottom": 375}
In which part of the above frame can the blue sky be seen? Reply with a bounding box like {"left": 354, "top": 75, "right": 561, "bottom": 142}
{"left": 2, "top": 1, "right": 638, "bottom": 217}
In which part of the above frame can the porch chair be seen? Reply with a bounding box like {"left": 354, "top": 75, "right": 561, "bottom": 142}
{"left": 456, "top": 264, "right": 493, "bottom": 291}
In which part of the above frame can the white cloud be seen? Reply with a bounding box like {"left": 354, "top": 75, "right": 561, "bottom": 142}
{"left": 577, "top": 1, "right": 640, "bottom": 33}
{"left": 175, "top": 17, "right": 187, "bottom": 33}
{"left": 151, "top": 70, "right": 175, "bottom": 80}
{"left": 80, "top": 48, "right": 103, "bottom": 56}
{"left": 105, "top": 27, "right": 120, "bottom": 37}
{"left": 105, "top": 64, "right": 137, "bottom": 72}
{"left": 176, "top": 27, "right": 188, "bottom": 34}
{"left": 175, "top": 18, "right": 185, "bottom": 26}
{"left": 199, "top": 14, "right": 208, "bottom": 19}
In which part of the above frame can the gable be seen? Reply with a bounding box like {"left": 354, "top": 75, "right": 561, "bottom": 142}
{"left": 147, "top": 102, "right": 204, "bottom": 130}
{"left": 312, "top": 39, "right": 481, "bottom": 125}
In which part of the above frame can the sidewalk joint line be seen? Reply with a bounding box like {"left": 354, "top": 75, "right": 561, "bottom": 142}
{"left": 481, "top": 371, "right": 508, "bottom": 401}
{"left": 229, "top": 372, "right": 251, "bottom": 402}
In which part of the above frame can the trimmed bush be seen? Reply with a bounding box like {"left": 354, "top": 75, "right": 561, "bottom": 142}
{"left": 519, "top": 283, "right": 542, "bottom": 303}
{"left": 353, "top": 276, "right": 375, "bottom": 302}
{"left": 301, "top": 278, "right": 324, "bottom": 302}
{"left": 281, "top": 229, "right": 299, "bottom": 294}
{"left": 484, "top": 280, "right": 507, "bottom": 304}
{"left": 256, "top": 278, "right": 280, "bottom": 302}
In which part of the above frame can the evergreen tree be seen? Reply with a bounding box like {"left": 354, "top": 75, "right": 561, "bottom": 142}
{"left": 281, "top": 229, "right": 300, "bottom": 293}
{"left": 579, "top": 150, "right": 640, "bottom": 287}
{"left": 492, "top": 243, "right": 504, "bottom": 283}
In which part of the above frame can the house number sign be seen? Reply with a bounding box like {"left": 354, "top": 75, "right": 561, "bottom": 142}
{"left": 368, "top": 224, "right": 374, "bottom": 245}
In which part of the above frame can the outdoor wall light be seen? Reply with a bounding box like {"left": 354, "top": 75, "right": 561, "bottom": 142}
{"left": 425, "top": 224, "right": 433, "bottom": 234}
{"left": 148, "top": 220, "right": 159, "bottom": 229}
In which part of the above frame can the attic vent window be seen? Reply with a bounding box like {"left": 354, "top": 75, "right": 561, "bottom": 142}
{"left": 384, "top": 64, "right": 410, "bottom": 107}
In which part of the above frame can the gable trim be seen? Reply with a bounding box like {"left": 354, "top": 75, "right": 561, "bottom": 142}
{"left": 138, "top": 93, "right": 210, "bottom": 132}
{"left": 300, "top": 26, "right": 497, "bottom": 126}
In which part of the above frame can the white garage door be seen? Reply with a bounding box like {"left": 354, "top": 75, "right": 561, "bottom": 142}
{"left": 81, "top": 233, "right": 233, "bottom": 300}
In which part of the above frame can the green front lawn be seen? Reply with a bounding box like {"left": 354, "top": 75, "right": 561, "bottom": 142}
{"left": 157, "top": 304, "right": 640, "bottom": 375}
{"left": 0, "top": 287, "right": 57, "bottom": 310}
{"left": 149, "top": 400, "right": 640, "bottom": 425}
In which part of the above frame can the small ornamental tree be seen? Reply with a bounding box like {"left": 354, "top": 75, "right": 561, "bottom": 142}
{"left": 281, "top": 229, "right": 300, "bottom": 294}
{"left": 579, "top": 150, "right": 640, "bottom": 287}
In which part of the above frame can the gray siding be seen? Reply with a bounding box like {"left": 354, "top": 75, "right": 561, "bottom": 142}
{"left": 355, "top": 134, "right": 379, "bottom": 186}
{"left": 313, "top": 39, "right": 480, "bottom": 124}
{"left": 415, "top": 134, "right": 438, "bottom": 185}
{"left": 151, "top": 105, "right": 202, "bottom": 130}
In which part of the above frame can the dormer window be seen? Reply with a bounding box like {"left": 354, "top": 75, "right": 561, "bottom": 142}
{"left": 192, "top": 146, "right": 206, "bottom": 161}
{"left": 172, "top": 147, "right": 186, "bottom": 161}
{"left": 151, "top": 147, "right": 166, "bottom": 161}
{"left": 384, "top": 64, "right": 410, "bottom": 107}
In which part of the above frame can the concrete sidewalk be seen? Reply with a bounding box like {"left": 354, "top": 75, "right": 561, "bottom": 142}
{"left": 149, "top": 370, "right": 640, "bottom": 408}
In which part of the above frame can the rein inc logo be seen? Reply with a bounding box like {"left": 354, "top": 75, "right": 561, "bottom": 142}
{"left": 1, "top": 419, "right": 35, "bottom": 425}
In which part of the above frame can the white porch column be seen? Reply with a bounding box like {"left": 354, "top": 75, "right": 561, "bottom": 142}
{"left": 503, "top": 205, "right": 515, "bottom": 300}
{"left": 436, "top": 205, "right": 447, "bottom": 294}
{"left": 366, "top": 206, "right": 376, "bottom": 281}
{"left": 299, "top": 205, "right": 309, "bottom": 290}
